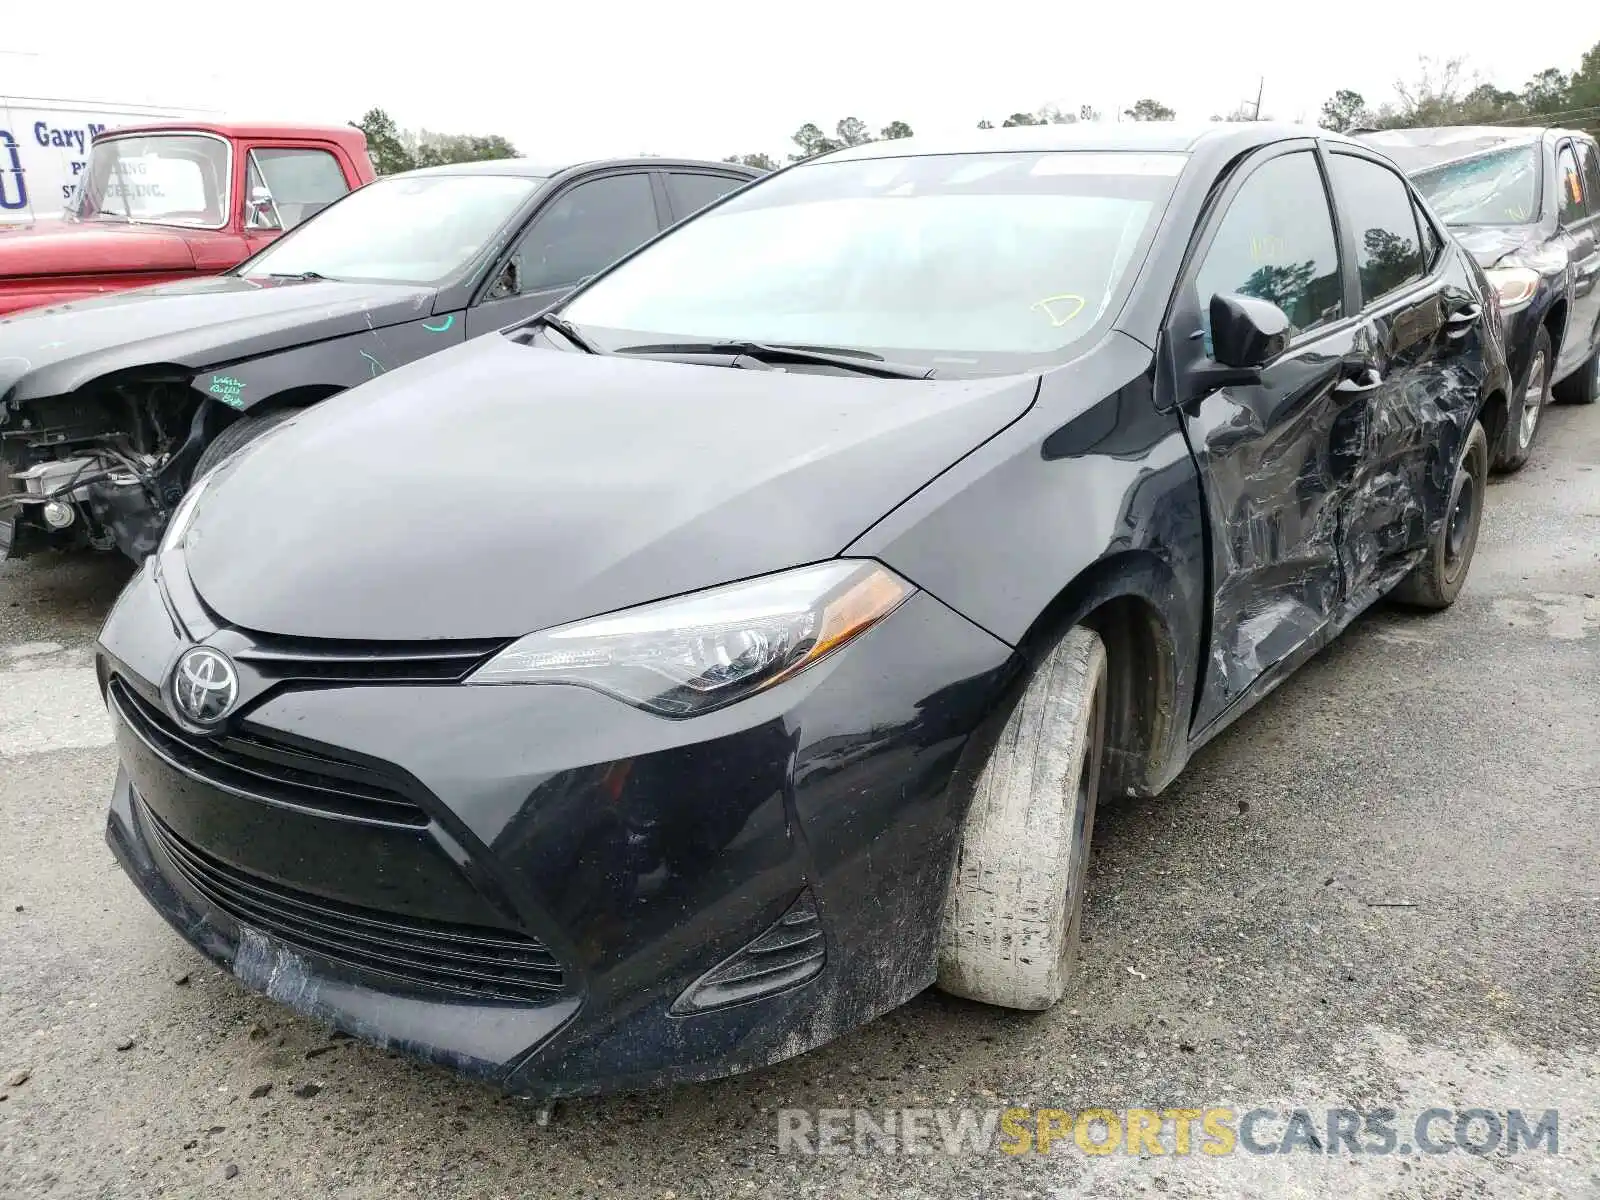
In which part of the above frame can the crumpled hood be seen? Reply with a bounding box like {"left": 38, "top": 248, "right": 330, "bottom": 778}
{"left": 1449, "top": 224, "right": 1543, "bottom": 271}
{"left": 183, "top": 336, "right": 1039, "bottom": 641}
{"left": 0, "top": 276, "right": 437, "bottom": 402}
{"left": 0, "top": 219, "right": 197, "bottom": 278}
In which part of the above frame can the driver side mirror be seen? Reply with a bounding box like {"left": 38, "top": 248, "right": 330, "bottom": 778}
{"left": 488, "top": 258, "right": 521, "bottom": 301}
{"left": 1209, "top": 293, "right": 1290, "bottom": 369}
{"left": 246, "top": 187, "right": 281, "bottom": 231}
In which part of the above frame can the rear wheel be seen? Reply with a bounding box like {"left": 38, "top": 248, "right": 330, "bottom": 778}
{"left": 1495, "top": 328, "right": 1550, "bottom": 472}
{"left": 937, "top": 625, "right": 1107, "bottom": 1010}
{"left": 192, "top": 408, "right": 299, "bottom": 481}
{"left": 1391, "top": 420, "right": 1489, "bottom": 611}
{"left": 1553, "top": 345, "right": 1598, "bottom": 405}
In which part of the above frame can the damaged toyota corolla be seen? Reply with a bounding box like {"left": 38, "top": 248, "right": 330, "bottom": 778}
{"left": 98, "top": 123, "right": 1508, "bottom": 1098}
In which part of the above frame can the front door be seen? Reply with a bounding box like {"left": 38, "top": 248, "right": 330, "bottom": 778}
{"left": 1555, "top": 139, "right": 1600, "bottom": 382}
{"left": 1167, "top": 142, "right": 1361, "bottom": 730}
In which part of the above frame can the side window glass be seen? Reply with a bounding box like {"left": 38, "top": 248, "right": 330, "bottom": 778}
{"left": 1194, "top": 151, "right": 1342, "bottom": 351}
{"left": 1556, "top": 144, "right": 1586, "bottom": 224}
{"left": 1328, "top": 154, "right": 1425, "bottom": 305}
{"left": 249, "top": 148, "right": 349, "bottom": 230}
{"left": 1413, "top": 197, "right": 1442, "bottom": 270}
{"left": 1577, "top": 142, "right": 1600, "bottom": 221}
{"left": 665, "top": 172, "right": 745, "bottom": 221}
{"left": 515, "top": 173, "right": 658, "bottom": 294}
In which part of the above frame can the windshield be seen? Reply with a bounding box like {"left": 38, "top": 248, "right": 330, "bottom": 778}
{"left": 1412, "top": 144, "right": 1541, "bottom": 226}
{"left": 71, "top": 135, "right": 230, "bottom": 227}
{"left": 559, "top": 151, "right": 1183, "bottom": 375}
{"left": 240, "top": 174, "right": 541, "bottom": 285}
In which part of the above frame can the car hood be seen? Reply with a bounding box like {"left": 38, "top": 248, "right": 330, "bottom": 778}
{"left": 1449, "top": 224, "right": 1543, "bottom": 270}
{"left": 182, "top": 336, "right": 1040, "bottom": 641}
{"left": 0, "top": 219, "right": 198, "bottom": 278}
{"left": 0, "top": 276, "right": 438, "bottom": 402}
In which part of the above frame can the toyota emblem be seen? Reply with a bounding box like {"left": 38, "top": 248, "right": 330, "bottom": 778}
{"left": 171, "top": 647, "right": 240, "bottom": 726}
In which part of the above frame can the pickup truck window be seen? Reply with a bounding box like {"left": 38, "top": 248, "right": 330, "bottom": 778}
{"left": 247, "top": 148, "right": 350, "bottom": 230}
{"left": 1329, "top": 153, "right": 1425, "bottom": 305}
{"left": 1195, "top": 151, "right": 1342, "bottom": 343}
{"left": 71, "top": 133, "right": 229, "bottom": 228}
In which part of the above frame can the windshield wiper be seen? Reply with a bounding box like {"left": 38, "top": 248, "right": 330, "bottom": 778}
{"left": 266, "top": 271, "right": 329, "bottom": 282}
{"left": 614, "top": 340, "right": 933, "bottom": 379}
{"left": 533, "top": 313, "right": 603, "bottom": 354}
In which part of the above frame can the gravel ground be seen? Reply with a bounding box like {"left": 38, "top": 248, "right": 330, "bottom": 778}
{"left": 1, "top": 405, "right": 1597, "bottom": 1199}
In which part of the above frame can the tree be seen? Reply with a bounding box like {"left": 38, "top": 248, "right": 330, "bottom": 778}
{"left": 976, "top": 119, "right": 995, "bottom": 130}
{"left": 1212, "top": 104, "right": 1261, "bottom": 122}
{"left": 1522, "top": 68, "right": 1570, "bottom": 116}
{"left": 879, "top": 120, "right": 914, "bottom": 140}
{"left": 724, "top": 152, "right": 779, "bottom": 171}
{"left": 1124, "top": 98, "right": 1176, "bottom": 121}
{"left": 352, "top": 108, "right": 413, "bottom": 175}
{"left": 787, "top": 117, "right": 913, "bottom": 161}
{"left": 1079, "top": 105, "right": 1102, "bottom": 122}
{"left": 788, "top": 122, "right": 842, "bottom": 161}
{"left": 835, "top": 117, "right": 874, "bottom": 147}
{"left": 1568, "top": 40, "right": 1600, "bottom": 134}
{"left": 408, "top": 131, "right": 519, "bottom": 168}
{"left": 1319, "top": 89, "right": 1372, "bottom": 133}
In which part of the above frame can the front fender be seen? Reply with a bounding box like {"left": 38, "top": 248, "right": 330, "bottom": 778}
{"left": 194, "top": 311, "right": 468, "bottom": 413}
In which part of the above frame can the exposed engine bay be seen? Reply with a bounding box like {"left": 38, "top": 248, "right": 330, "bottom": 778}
{"left": 0, "top": 379, "right": 216, "bottom": 562}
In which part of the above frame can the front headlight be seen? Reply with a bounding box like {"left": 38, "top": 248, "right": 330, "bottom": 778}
{"left": 1483, "top": 266, "right": 1540, "bottom": 312}
{"left": 468, "top": 560, "right": 914, "bottom": 716}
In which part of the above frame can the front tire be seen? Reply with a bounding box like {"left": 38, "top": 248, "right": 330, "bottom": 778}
{"left": 937, "top": 625, "right": 1107, "bottom": 1010}
{"left": 191, "top": 408, "right": 300, "bottom": 481}
{"left": 1495, "top": 327, "right": 1550, "bottom": 472}
{"left": 1391, "top": 419, "right": 1489, "bottom": 611}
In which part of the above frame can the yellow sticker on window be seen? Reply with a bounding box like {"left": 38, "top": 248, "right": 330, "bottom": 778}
{"left": 1032, "top": 294, "right": 1086, "bottom": 326}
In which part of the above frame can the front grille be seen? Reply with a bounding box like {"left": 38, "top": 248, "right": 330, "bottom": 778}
{"left": 109, "top": 677, "right": 430, "bottom": 828}
{"left": 141, "top": 802, "right": 565, "bottom": 1004}
{"left": 228, "top": 631, "right": 511, "bottom": 685}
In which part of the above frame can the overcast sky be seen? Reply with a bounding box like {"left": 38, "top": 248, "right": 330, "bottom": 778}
{"left": 7, "top": 3, "right": 1599, "bottom": 163}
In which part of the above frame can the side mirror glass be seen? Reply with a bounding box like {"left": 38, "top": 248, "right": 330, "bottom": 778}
{"left": 1209, "top": 293, "right": 1290, "bottom": 369}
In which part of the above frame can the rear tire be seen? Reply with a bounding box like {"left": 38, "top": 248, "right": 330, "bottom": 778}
{"left": 937, "top": 625, "right": 1107, "bottom": 1010}
{"left": 1495, "top": 328, "right": 1550, "bottom": 473}
{"left": 192, "top": 408, "right": 299, "bottom": 481}
{"left": 1391, "top": 419, "right": 1489, "bottom": 611}
{"left": 1553, "top": 345, "right": 1598, "bottom": 405}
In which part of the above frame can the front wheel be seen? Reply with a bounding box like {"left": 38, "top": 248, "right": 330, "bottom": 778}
{"left": 191, "top": 408, "right": 300, "bottom": 481}
{"left": 937, "top": 625, "right": 1107, "bottom": 1010}
{"left": 1495, "top": 327, "right": 1550, "bottom": 473}
{"left": 1391, "top": 419, "right": 1489, "bottom": 611}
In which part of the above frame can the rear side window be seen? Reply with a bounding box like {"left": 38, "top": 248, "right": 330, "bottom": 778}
{"left": 1556, "top": 143, "right": 1587, "bottom": 224}
{"left": 1194, "top": 150, "right": 1343, "bottom": 344}
{"left": 519, "top": 172, "right": 659, "bottom": 292}
{"left": 665, "top": 172, "right": 746, "bottom": 221}
{"left": 249, "top": 148, "right": 349, "bottom": 229}
{"left": 1328, "top": 154, "right": 1425, "bottom": 304}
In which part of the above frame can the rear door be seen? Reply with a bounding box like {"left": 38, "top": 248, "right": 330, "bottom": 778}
{"left": 465, "top": 169, "right": 662, "bottom": 335}
{"left": 1322, "top": 147, "right": 1481, "bottom": 606}
{"left": 1168, "top": 141, "right": 1361, "bottom": 729}
{"left": 1556, "top": 138, "right": 1600, "bottom": 379}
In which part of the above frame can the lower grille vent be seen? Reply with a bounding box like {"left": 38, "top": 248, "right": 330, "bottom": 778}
{"left": 671, "top": 889, "right": 825, "bottom": 1014}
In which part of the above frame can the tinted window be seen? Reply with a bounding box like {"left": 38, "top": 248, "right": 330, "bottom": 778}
{"left": 518, "top": 173, "right": 659, "bottom": 292}
{"left": 1582, "top": 142, "right": 1600, "bottom": 219}
{"left": 1557, "top": 144, "right": 1587, "bottom": 224}
{"left": 666, "top": 172, "right": 746, "bottom": 220}
{"left": 1194, "top": 151, "right": 1342, "bottom": 344}
{"left": 249, "top": 148, "right": 349, "bottom": 229}
{"left": 1329, "top": 154, "right": 1425, "bottom": 304}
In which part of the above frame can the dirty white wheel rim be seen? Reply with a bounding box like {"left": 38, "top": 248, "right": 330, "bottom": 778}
{"left": 1519, "top": 351, "right": 1547, "bottom": 449}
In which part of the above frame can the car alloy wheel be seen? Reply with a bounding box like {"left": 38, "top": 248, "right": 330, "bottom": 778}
{"left": 1517, "top": 348, "right": 1548, "bottom": 452}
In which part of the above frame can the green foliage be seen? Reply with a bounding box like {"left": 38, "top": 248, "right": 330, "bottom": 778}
{"left": 787, "top": 117, "right": 915, "bottom": 162}
{"left": 1320, "top": 90, "right": 1373, "bottom": 132}
{"left": 350, "top": 108, "right": 519, "bottom": 174}
{"left": 1124, "top": 98, "right": 1176, "bottom": 122}
{"left": 979, "top": 103, "right": 1081, "bottom": 129}
{"left": 724, "top": 152, "right": 779, "bottom": 172}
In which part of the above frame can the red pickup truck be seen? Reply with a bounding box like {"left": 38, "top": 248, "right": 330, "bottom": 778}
{"left": 0, "top": 121, "right": 375, "bottom": 316}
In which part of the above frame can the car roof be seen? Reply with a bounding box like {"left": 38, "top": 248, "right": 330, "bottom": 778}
{"left": 96, "top": 121, "right": 367, "bottom": 147}
{"left": 1353, "top": 124, "right": 1597, "bottom": 172}
{"left": 395, "top": 156, "right": 762, "bottom": 181}
{"left": 822, "top": 121, "right": 1353, "bottom": 162}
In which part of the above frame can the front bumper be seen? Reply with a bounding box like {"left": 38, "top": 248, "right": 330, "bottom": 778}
{"left": 99, "top": 556, "right": 1017, "bottom": 1097}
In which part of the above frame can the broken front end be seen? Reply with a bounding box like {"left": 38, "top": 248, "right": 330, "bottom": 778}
{"left": 0, "top": 377, "right": 218, "bottom": 562}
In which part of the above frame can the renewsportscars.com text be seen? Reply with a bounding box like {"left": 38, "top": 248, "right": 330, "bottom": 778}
{"left": 777, "top": 1106, "right": 1560, "bottom": 1158}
